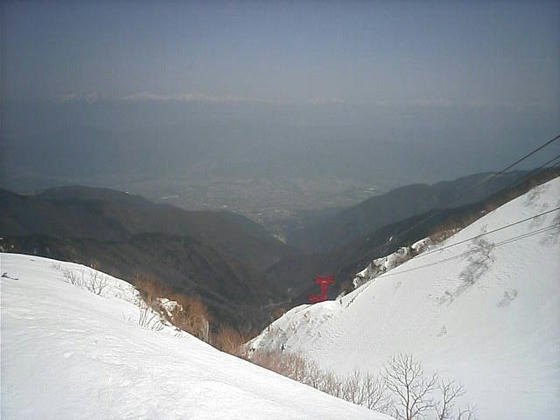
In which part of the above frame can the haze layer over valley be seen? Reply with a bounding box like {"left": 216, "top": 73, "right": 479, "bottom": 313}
{"left": 3, "top": 100, "right": 559, "bottom": 234}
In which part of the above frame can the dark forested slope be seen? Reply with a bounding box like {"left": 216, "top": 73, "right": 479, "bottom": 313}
{"left": 286, "top": 171, "right": 530, "bottom": 253}
{"left": 0, "top": 187, "right": 294, "bottom": 330}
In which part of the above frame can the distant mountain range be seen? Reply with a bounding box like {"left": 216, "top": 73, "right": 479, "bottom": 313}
{"left": 2, "top": 185, "right": 292, "bottom": 269}
{"left": 2, "top": 168, "right": 558, "bottom": 330}
{"left": 0, "top": 186, "right": 294, "bottom": 330}
{"left": 286, "top": 170, "right": 530, "bottom": 253}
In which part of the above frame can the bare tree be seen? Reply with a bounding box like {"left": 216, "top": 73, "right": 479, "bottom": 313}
{"left": 248, "top": 349, "right": 474, "bottom": 419}
{"left": 362, "top": 372, "right": 392, "bottom": 412}
{"left": 320, "top": 371, "right": 343, "bottom": 398}
{"left": 383, "top": 354, "right": 437, "bottom": 420}
{"left": 434, "top": 380, "right": 465, "bottom": 420}
{"left": 342, "top": 371, "right": 363, "bottom": 404}
{"left": 292, "top": 353, "right": 308, "bottom": 383}
{"left": 456, "top": 405, "right": 476, "bottom": 420}
{"left": 305, "top": 360, "right": 324, "bottom": 388}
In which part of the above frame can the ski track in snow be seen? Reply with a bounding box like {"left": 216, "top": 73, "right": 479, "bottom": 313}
{"left": 1, "top": 254, "right": 389, "bottom": 420}
{"left": 250, "top": 177, "right": 560, "bottom": 419}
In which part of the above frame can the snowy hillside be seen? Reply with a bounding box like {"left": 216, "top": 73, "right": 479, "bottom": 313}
{"left": 249, "top": 177, "right": 560, "bottom": 419}
{"left": 0, "top": 253, "right": 389, "bottom": 419}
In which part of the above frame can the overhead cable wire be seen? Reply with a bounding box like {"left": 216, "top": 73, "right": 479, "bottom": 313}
{"left": 378, "top": 223, "right": 559, "bottom": 279}
{"left": 453, "top": 133, "right": 560, "bottom": 197}
{"left": 375, "top": 134, "right": 560, "bottom": 252}
{"left": 342, "top": 137, "right": 560, "bottom": 298}
{"left": 476, "top": 133, "right": 560, "bottom": 186}
{"left": 473, "top": 153, "right": 560, "bottom": 201}
{"left": 414, "top": 206, "right": 560, "bottom": 259}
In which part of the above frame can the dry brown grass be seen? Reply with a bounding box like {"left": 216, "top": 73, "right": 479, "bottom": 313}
{"left": 131, "top": 273, "right": 212, "bottom": 342}
{"left": 132, "top": 272, "right": 171, "bottom": 307}
{"left": 271, "top": 306, "right": 286, "bottom": 321}
{"left": 166, "top": 294, "right": 211, "bottom": 342}
{"left": 213, "top": 325, "right": 245, "bottom": 355}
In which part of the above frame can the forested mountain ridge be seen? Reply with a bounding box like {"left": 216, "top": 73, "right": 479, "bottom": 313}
{"left": 286, "top": 170, "right": 530, "bottom": 253}
{"left": 0, "top": 186, "right": 294, "bottom": 330}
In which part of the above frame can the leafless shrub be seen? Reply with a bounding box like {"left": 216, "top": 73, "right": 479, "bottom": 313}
{"left": 62, "top": 268, "right": 84, "bottom": 287}
{"left": 60, "top": 266, "right": 108, "bottom": 296}
{"left": 320, "top": 371, "right": 343, "bottom": 398}
{"left": 85, "top": 268, "right": 108, "bottom": 296}
{"left": 303, "top": 359, "right": 323, "bottom": 388}
{"left": 138, "top": 305, "right": 165, "bottom": 331}
{"left": 250, "top": 350, "right": 387, "bottom": 410}
{"left": 251, "top": 350, "right": 278, "bottom": 372}
{"left": 251, "top": 349, "right": 302, "bottom": 379}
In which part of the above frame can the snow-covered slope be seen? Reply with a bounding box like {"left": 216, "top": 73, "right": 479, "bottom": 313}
{"left": 250, "top": 177, "right": 560, "bottom": 419}
{"left": 0, "top": 253, "right": 389, "bottom": 419}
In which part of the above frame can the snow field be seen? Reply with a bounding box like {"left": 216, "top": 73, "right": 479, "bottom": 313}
{"left": 1, "top": 253, "right": 389, "bottom": 419}
{"left": 250, "top": 177, "right": 560, "bottom": 419}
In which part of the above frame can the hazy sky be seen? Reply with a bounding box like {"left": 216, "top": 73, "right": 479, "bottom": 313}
{"left": 4, "top": 1, "right": 559, "bottom": 109}
{"left": 2, "top": 1, "right": 559, "bottom": 195}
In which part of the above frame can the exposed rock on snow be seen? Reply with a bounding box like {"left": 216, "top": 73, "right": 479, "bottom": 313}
{"left": 352, "top": 237, "right": 434, "bottom": 289}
